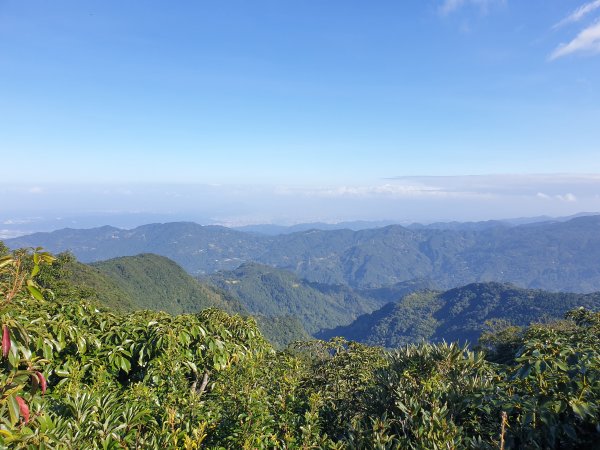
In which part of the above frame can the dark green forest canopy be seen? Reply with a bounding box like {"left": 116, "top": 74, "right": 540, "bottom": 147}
{"left": 318, "top": 282, "right": 600, "bottom": 347}
{"left": 205, "top": 262, "right": 384, "bottom": 334}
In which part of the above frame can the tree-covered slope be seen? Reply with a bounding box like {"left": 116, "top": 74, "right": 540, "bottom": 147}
{"left": 33, "top": 251, "right": 306, "bottom": 347}
{"left": 90, "top": 253, "right": 246, "bottom": 315}
{"left": 318, "top": 282, "right": 600, "bottom": 347}
{"left": 8, "top": 215, "right": 600, "bottom": 292}
{"left": 253, "top": 314, "right": 311, "bottom": 349}
{"left": 35, "top": 251, "right": 140, "bottom": 312}
{"left": 206, "top": 263, "right": 384, "bottom": 334}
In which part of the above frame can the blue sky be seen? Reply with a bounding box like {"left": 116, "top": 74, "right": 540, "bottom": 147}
{"left": 1, "top": 1, "right": 600, "bottom": 228}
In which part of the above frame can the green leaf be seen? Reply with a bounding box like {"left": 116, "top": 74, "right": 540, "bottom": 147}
{"left": 554, "top": 359, "right": 569, "bottom": 371}
{"left": 0, "top": 256, "right": 13, "bottom": 269}
{"left": 120, "top": 357, "right": 131, "bottom": 373}
{"left": 7, "top": 395, "right": 20, "bottom": 426}
{"left": 27, "top": 285, "right": 44, "bottom": 301}
{"left": 570, "top": 400, "right": 592, "bottom": 419}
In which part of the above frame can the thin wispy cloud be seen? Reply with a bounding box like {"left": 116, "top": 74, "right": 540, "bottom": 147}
{"left": 538, "top": 192, "right": 578, "bottom": 202}
{"left": 276, "top": 174, "right": 600, "bottom": 203}
{"left": 389, "top": 174, "right": 600, "bottom": 197}
{"left": 2, "top": 177, "right": 599, "bottom": 228}
{"left": 439, "top": 0, "right": 504, "bottom": 15}
{"left": 557, "top": 193, "right": 578, "bottom": 202}
{"left": 550, "top": 20, "right": 600, "bottom": 60}
{"left": 554, "top": 0, "right": 600, "bottom": 28}
{"left": 276, "top": 183, "right": 486, "bottom": 200}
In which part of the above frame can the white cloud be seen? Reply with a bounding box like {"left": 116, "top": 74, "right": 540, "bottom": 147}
{"left": 389, "top": 174, "right": 600, "bottom": 198}
{"left": 538, "top": 192, "right": 578, "bottom": 202}
{"left": 276, "top": 183, "right": 488, "bottom": 200}
{"left": 2, "top": 218, "right": 36, "bottom": 225}
{"left": 439, "top": 0, "right": 504, "bottom": 15}
{"left": 556, "top": 193, "right": 577, "bottom": 202}
{"left": 2, "top": 179, "right": 598, "bottom": 226}
{"left": 554, "top": 0, "right": 600, "bottom": 28}
{"left": 550, "top": 20, "right": 600, "bottom": 59}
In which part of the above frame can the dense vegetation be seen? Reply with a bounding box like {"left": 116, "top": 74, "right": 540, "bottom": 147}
{"left": 34, "top": 250, "right": 600, "bottom": 348}
{"left": 33, "top": 252, "right": 307, "bottom": 348}
{"left": 318, "top": 282, "right": 600, "bottom": 347}
{"left": 91, "top": 254, "right": 245, "bottom": 315}
{"left": 8, "top": 215, "right": 600, "bottom": 292}
{"left": 34, "top": 252, "right": 245, "bottom": 315}
{"left": 205, "top": 263, "right": 384, "bottom": 334}
{"left": 1, "top": 246, "right": 600, "bottom": 448}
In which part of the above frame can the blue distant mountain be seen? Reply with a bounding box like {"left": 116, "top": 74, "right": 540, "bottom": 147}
{"left": 6, "top": 214, "right": 600, "bottom": 293}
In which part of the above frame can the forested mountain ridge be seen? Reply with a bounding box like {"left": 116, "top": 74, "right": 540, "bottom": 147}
{"left": 33, "top": 251, "right": 307, "bottom": 347}
{"left": 33, "top": 250, "right": 600, "bottom": 348}
{"left": 34, "top": 250, "right": 140, "bottom": 312}
{"left": 205, "top": 262, "right": 385, "bottom": 333}
{"left": 234, "top": 212, "right": 598, "bottom": 234}
{"left": 91, "top": 254, "right": 246, "bottom": 315}
{"left": 317, "top": 282, "right": 600, "bottom": 347}
{"left": 7, "top": 215, "right": 600, "bottom": 292}
{"left": 7, "top": 222, "right": 265, "bottom": 274}
{"left": 38, "top": 252, "right": 245, "bottom": 315}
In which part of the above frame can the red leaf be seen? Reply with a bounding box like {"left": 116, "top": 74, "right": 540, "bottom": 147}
{"left": 15, "top": 396, "right": 30, "bottom": 423}
{"left": 2, "top": 325, "right": 10, "bottom": 358}
{"left": 35, "top": 371, "right": 47, "bottom": 395}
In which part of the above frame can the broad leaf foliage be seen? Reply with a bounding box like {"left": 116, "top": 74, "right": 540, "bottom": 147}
{"left": 1, "top": 248, "right": 599, "bottom": 448}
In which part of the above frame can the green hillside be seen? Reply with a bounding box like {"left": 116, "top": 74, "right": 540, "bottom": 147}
{"left": 356, "top": 278, "right": 439, "bottom": 303}
{"left": 91, "top": 253, "right": 245, "bottom": 315}
{"left": 206, "top": 262, "right": 384, "bottom": 334}
{"left": 318, "top": 282, "right": 600, "bottom": 346}
{"left": 88, "top": 254, "right": 310, "bottom": 346}
{"left": 253, "top": 314, "right": 311, "bottom": 349}
{"left": 35, "top": 251, "right": 139, "bottom": 311}
{"left": 33, "top": 251, "right": 306, "bottom": 347}
{"left": 37, "top": 252, "right": 246, "bottom": 315}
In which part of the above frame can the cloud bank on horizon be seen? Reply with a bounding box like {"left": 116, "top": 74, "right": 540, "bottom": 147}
{"left": 1, "top": 174, "right": 599, "bottom": 236}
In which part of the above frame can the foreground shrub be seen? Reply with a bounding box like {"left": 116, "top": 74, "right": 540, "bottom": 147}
{"left": 1, "top": 247, "right": 599, "bottom": 448}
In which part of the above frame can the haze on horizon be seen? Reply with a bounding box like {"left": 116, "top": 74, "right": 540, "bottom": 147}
{"left": 1, "top": 1, "right": 600, "bottom": 232}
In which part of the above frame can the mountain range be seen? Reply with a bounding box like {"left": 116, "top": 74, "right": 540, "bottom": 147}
{"left": 7, "top": 215, "right": 600, "bottom": 292}
{"left": 6, "top": 241, "right": 599, "bottom": 348}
